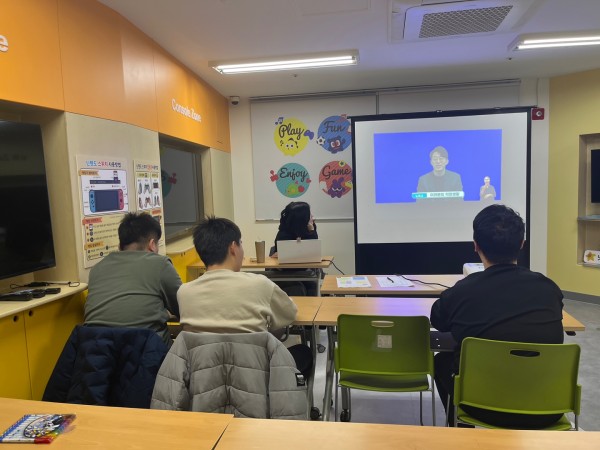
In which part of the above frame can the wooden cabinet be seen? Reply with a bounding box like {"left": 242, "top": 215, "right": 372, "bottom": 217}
{"left": 577, "top": 134, "right": 600, "bottom": 266}
{"left": 0, "top": 313, "right": 32, "bottom": 399}
{"left": 24, "top": 294, "right": 84, "bottom": 399}
{"left": 0, "top": 285, "right": 86, "bottom": 400}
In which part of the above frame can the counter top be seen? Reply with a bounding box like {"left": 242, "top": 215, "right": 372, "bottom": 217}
{"left": 0, "top": 284, "right": 87, "bottom": 320}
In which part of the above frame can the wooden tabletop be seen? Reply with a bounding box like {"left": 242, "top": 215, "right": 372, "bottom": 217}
{"left": 291, "top": 296, "right": 323, "bottom": 325}
{"left": 189, "top": 256, "right": 334, "bottom": 270}
{"left": 321, "top": 274, "right": 463, "bottom": 296}
{"left": 0, "top": 397, "right": 232, "bottom": 449}
{"left": 312, "top": 296, "right": 585, "bottom": 332}
{"left": 215, "top": 417, "right": 600, "bottom": 450}
{"left": 0, "top": 284, "right": 87, "bottom": 320}
{"left": 187, "top": 257, "right": 334, "bottom": 281}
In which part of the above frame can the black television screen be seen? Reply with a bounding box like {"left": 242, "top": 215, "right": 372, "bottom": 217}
{"left": 159, "top": 141, "right": 204, "bottom": 242}
{"left": 0, "top": 120, "right": 56, "bottom": 280}
{"left": 591, "top": 149, "right": 600, "bottom": 204}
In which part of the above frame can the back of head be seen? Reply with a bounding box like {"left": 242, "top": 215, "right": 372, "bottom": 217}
{"left": 279, "top": 202, "right": 311, "bottom": 238}
{"left": 119, "top": 212, "right": 162, "bottom": 251}
{"left": 473, "top": 204, "right": 525, "bottom": 264}
{"left": 193, "top": 216, "right": 241, "bottom": 266}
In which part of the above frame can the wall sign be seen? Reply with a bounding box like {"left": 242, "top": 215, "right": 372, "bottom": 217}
{"left": 251, "top": 96, "right": 376, "bottom": 220}
{"left": 172, "top": 98, "right": 201, "bottom": 122}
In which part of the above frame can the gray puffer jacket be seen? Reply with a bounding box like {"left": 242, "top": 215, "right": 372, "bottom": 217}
{"left": 150, "top": 331, "right": 308, "bottom": 420}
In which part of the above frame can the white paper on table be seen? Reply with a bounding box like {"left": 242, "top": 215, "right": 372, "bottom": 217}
{"left": 376, "top": 276, "right": 414, "bottom": 287}
{"left": 336, "top": 276, "right": 372, "bottom": 288}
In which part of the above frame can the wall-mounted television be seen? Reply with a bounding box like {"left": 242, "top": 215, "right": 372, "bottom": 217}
{"left": 0, "top": 120, "right": 56, "bottom": 280}
{"left": 352, "top": 107, "right": 531, "bottom": 274}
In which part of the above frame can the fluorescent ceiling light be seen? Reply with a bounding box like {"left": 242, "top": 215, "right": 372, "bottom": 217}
{"left": 510, "top": 31, "right": 600, "bottom": 51}
{"left": 210, "top": 51, "right": 358, "bottom": 74}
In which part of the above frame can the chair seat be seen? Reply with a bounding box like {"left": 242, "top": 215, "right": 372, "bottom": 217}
{"left": 457, "top": 407, "right": 572, "bottom": 430}
{"left": 339, "top": 372, "right": 430, "bottom": 392}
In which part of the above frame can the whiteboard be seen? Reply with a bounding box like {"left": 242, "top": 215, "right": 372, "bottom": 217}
{"left": 251, "top": 96, "right": 376, "bottom": 220}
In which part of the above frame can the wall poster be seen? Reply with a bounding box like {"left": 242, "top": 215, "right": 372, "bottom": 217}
{"left": 134, "top": 160, "right": 165, "bottom": 246}
{"left": 76, "top": 155, "right": 129, "bottom": 268}
{"left": 251, "top": 96, "right": 376, "bottom": 220}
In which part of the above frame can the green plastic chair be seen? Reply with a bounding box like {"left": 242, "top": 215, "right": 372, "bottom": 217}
{"left": 453, "top": 337, "right": 581, "bottom": 430}
{"left": 334, "top": 314, "right": 435, "bottom": 425}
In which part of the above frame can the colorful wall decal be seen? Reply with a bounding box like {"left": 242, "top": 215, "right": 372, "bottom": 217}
{"left": 319, "top": 160, "right": 353, "bottom": 198}
{"left": 273, "top": 117, "right": 314, "bottom": 156}
{"left": 316, "top": 115, "right": 351, "bottom": 154}
{"left": 272, "top": 162, "right": 311, "bottom": 198}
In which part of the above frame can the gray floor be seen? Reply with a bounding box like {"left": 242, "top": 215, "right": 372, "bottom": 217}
{"left": 308, "top": 298, "right": 600, "bottom": 430}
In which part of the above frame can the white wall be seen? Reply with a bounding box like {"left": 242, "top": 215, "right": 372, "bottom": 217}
{"left": 228, "top": 79, "right": 550, "bottom": 275}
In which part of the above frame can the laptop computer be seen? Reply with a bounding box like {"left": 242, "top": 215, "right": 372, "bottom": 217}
{"left": 277, "top": 239, "right": 322, "bottom": 264}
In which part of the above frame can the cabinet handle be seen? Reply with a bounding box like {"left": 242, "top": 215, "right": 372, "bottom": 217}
{"left": 28, "top": 310, "right": 34, "bottom": 317}
{"left": 13, "top": 315, "right": 19, "bottom": 322}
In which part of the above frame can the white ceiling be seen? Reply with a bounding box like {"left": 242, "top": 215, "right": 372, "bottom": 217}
{"left": 98, "top": 0, "right": 600, "bottom": 99}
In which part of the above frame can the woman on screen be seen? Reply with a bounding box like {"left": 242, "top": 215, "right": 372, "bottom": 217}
{"left": 480, "top": 176, "right": 497, "bottom": 201}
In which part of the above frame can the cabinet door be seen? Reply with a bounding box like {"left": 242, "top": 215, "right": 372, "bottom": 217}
{"left": 24, "top": 294, "right": 84, "bottom": 399}
{"left": 0, "top": 313, "right": 32, "bottom": 399}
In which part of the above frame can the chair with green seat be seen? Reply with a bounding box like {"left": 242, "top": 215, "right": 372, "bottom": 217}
{"left": 453, "top": 337, "right": 581, "bottom": 430}
{"left": 334, "top": 314, "right": 435, "bottom": 425}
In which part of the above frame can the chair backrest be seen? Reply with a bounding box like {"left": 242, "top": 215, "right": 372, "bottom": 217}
{"left": 335, "top": 315, "right": 433, "bottom": 376}
{"left": 455, "top": 338, "right": 581, "bottom": 415}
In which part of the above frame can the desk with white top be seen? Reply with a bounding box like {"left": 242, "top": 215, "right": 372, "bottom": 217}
{"left": 321, "top": 274, "right": 463, "bottom": 297}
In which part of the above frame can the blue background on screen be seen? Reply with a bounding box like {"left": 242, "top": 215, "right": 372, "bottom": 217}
{"left": 374, "top": 129, "right": 502, "bottom": 203}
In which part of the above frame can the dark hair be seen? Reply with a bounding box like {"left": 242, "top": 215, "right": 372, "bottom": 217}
{"left": 193, "top": 216, "right": 241, "bottom": 266}
{"left": 473, "top": 204, "right": 525, "bottom": 264}
{"left": 118, "top": 212, "right": 162, "bottom": 250}
{"left": 430, "top": 146, "right": 448, "bottom": 159}
{"left": 278, "top": 202, "right": 311, "bottom": 238}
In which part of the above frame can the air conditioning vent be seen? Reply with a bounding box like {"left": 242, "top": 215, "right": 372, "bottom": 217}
{"left": 419, "top": 5, "right": 512, "bottom": 38}
{"left": 390, "top": 0, "right": 538, "bottom": 42}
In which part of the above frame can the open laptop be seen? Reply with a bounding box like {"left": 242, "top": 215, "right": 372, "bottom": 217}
{"left": 277, "top": 239, "right": 322, "bottom": 264}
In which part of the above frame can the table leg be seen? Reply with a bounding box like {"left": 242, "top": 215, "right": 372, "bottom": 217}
{"left": 306, "top": 325, "right": 319, "bottom": 419}
{"left": 322, "top": 326, "right": 335, "bottom": 421}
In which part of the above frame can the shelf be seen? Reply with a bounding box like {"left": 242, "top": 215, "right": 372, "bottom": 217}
{"left": 578, "top": 215, "right": 600, "bottom": 222}
{"left": 579, "top": 262, "right": 600, "bottom": 268}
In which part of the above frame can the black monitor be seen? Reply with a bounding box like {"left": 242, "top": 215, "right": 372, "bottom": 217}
{"left": 0, "top": 120, "right": 56, "bottom": 280}
{"left": 591, "top": 149, "right": 600, "bottom": 204}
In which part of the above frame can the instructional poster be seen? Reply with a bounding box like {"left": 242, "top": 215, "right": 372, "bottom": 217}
{"left": 134, "top": 161, "right": 162, "bottom": 211}
{"left": 79, "top": 161, "right": 129, "bottom": 215}
{"left": 134, "top": 160, "right": 165, "bottom": 247}
{"left": 82, "top": 215, "right": 122, "bottom": 265}
{"left": 77, "top": 156, "right": 129, "bottom": 268}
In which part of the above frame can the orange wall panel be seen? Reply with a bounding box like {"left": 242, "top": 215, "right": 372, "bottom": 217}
{"left": 153, "top": 47, "right": 230, "bottom": 151}
{"left": 58, "top": 0, "right": 127, "bottom": 122}
{"left": 154, "top": 47, "right": 210, "bottom": 144}
{"left": 2, "top": 0, "right": 229, "bottom": 150}
{"left": 0, "top": 0, "right": 64, "bottom": 109}
{"left": 118, "top": 16, "right": 159, "bottom": 130}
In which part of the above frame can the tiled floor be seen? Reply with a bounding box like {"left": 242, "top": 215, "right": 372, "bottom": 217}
{"left": 309, "top": 298, "right": 600, "bottom": 430}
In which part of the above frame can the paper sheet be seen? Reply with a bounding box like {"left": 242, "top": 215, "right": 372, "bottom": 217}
{"left": 376, "top": 276, "right": 414, "bottom": 287}
{"left": 336, "top": 276, "right": 371, "bottom": 288}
